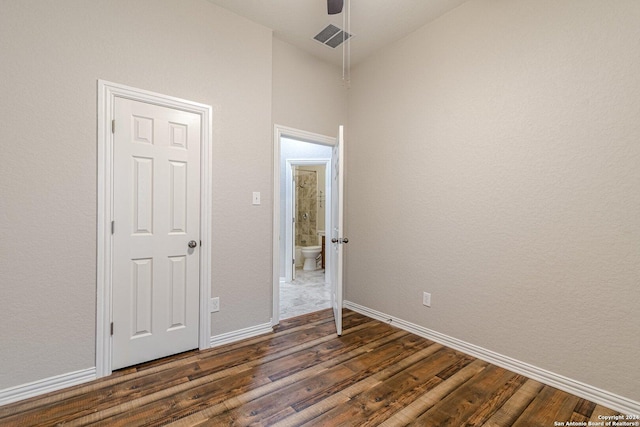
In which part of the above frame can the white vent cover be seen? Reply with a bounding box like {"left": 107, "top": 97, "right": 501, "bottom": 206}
{"left": 313, "top": 24, "right": 352, "bottom": 49}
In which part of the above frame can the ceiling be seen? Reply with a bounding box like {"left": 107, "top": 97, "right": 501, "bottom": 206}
{"left": 206, "top": 0, "right": 470, "bottom": 67}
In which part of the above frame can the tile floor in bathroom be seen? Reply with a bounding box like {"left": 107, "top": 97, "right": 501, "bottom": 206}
{"left": 280, "top": 268, "right": 331, "bottom": 320}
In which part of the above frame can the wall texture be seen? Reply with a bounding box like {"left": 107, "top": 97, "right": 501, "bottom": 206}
{"left": 272, "top": 38, "right": 348, "bottom": 137}
{"left": 0, "top": 0, "right": 273, "bottom": 389}
{"left": 346, "top": 0, "right": 640, "bottom": 401}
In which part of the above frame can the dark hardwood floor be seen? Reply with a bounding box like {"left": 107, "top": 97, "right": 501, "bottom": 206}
{"left": 0, "top": 309, "right": 620, "bottom": 426}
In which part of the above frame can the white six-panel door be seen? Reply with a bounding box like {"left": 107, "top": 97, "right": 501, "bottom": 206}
{"left": 112, "top": 97, "right": 201, "bottom": 370}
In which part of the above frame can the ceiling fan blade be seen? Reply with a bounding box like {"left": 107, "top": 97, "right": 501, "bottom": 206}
{"left": 327, "top": 0, "right": 344, "bottom": 15}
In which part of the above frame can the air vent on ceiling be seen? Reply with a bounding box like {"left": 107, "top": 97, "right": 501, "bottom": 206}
{"left": 313, "top": 24, "right": 352, "bottom": 49}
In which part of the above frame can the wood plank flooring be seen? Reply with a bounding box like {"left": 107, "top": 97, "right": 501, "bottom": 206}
{"left": 0, "top": 309, "right": 621, "bottom": 426}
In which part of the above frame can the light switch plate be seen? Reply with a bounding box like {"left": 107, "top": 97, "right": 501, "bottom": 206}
{"left": 422, "top": 292, "right": 431, "bottom": 307}
{"left": 252, "top": 192, "right": 261, "bottom": 205}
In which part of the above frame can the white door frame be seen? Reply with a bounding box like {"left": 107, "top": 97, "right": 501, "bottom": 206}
{"left": 285, "top": 159, "right": 331, "bottom": 283}
{"left": 97, "top": 80, "right": 213, "bottom": 377}
{"left": 272, "top": 125, "right": 335, "bottom": 326}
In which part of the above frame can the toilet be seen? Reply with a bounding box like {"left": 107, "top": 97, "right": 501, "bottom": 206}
{"left": 300, "top": 246, "right": 322, "bottom": 271}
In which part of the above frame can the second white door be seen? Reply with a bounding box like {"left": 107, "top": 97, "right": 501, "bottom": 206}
{"left": 112, "top": 97, "right": 201, "bottom": 370}
{"left": 331, "top": 126, "right": 345, "bottom": 336}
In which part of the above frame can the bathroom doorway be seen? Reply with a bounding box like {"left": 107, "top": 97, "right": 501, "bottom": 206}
{"left": 288, "top": 161, "right": 330, "bottom": 281}
{"left": 280, "top": 161, "right": 331, "bottom": 319}
{"left": 273, "top": 127, "right": 334, "bottom": 324}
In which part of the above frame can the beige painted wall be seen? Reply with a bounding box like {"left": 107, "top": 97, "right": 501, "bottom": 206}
{"left": 346, "top": 0, "right": 640, "bottom": 401}
{"left": 0, "top": 0, "right": 273, "bottom": 389}
{"left": 272, "top": 37, "right": 348, "bottom": 137}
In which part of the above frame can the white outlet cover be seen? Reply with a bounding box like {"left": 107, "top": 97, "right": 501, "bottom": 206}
{"left": 210, "top": 297, "right": 220, "bottom": 312}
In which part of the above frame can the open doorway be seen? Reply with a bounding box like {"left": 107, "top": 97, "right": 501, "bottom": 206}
{"left": 281, "top": 161, "right": 331, "bottom": 319}
{"left": 272, "top": 126, "right": 335, "bottom": 325}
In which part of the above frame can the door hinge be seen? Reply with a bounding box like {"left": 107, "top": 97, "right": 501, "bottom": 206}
{"left": 110, "top": 322, "right": 114, "bottom": 336}
{"left": 292, "top": 258, "right": 295, "bottom": 265}
{"left": 111, "top": 221, "right": 115, "bottom": 234}
{"left": 111, "top": 119, "right": 115, "bottom": 133}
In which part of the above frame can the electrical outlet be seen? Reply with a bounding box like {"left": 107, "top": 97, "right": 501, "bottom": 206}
{"left": 422, "top": 292, "right": 431, "bottom": 307}
{"left": 210, "top": 297, "right": 220, "bottom": 312}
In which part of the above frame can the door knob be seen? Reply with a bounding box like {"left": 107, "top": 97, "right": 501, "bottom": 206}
{"left": 342, "top": 237, "right": 349, "bottom": 244}
{"left": 331, "top": 238, "right": 338, "bottom": 243}
{"left": 188, "top": 240, "right": 197, "bottom": 248}
{"left": 331, "top": 238, "right": 349, "bottom": 244}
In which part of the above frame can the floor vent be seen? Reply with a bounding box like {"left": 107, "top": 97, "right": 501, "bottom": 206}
{"left": 313, "top": 24, "right": 352, "bottom": 48}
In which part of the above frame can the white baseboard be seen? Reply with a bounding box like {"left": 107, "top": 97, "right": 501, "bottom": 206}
{"left": 344, "top": 300, "right": 640, "bottom": 416}
{"left": 1, "top": 321, "right": 273, "bottom": 407}
{"left": 210, "top": 322, "right": 273, "bottom": 348}
{"left": 0, "top": 367, "right": 96, "bottom": 407}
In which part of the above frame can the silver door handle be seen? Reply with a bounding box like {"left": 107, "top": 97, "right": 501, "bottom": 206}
{"left": 331, "top": 238, "right": 349, "bottom": 244}
{"left": 188, "top": 240, "right": 197, "bottom": 248}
